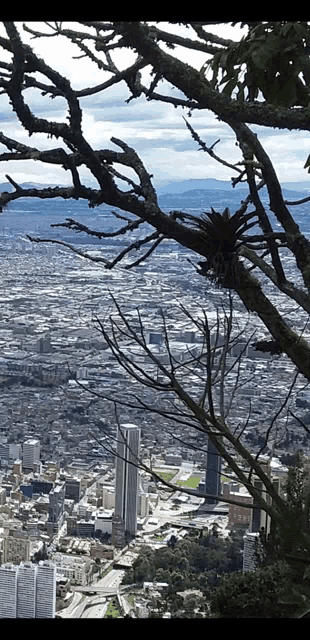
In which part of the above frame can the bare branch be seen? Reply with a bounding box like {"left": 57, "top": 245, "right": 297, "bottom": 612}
{"left": 288, "top": 410, "right": 310, "bottom": 437}
{"left": 284, "top": 195, "right": 310, "bottom": 206}
{"left": 183, "top": 116, "right": 245, "bottom": 175}
{"left": 124, "top": 235, "right": 165, "bottom": 269}
{"left": 248, "top": 368, "right": 300, "bottom": 484}
{"left": 50, "top": 216, "right": 143, "bottom": 239}
{"left": 25, "top": 235, "right": 111, "bottom": 266}
{"left": 240, "top": 245, "right": 310, "bottom": 315}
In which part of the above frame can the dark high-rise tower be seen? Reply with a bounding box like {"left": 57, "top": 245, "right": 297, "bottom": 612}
{"left": 114, "top": 424, "right": 141, "bottom": 537}
{"left": 204, "top": 437, "right": 221, "bottom": 504}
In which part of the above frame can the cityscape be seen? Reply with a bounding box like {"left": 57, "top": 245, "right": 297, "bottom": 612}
{"left": 0, "top": 182, "right": 309, "bottom": 617}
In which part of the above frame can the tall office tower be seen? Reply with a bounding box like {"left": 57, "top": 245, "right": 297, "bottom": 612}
{"left": 138, "top": 477, "right": 149, "bottom": 518}
{"left": 10, "top": 444, "right": 22, "bottom": 461}
{"left": 35, "top": 561, "right": 56, "bottom": 619}
{"left": 242, "top": 532, "right": 261, "bottom": 572}
{"left": 22, "top": 439, "right": 40, "bottom": 470}
{"left": 0, "top": 561, "right": 56, "bottom": 618}
{"left": 0, "top": 564, "right": 18, "bottom": 618}
{"left": 16, "top": 562, "right": 36, "bottom": 618}
{"left": 204, "top": 437, "right": 221, "bottom": 504}
{"left": 65, "top": 477, "right": 81, "bottom": 503}
{"left": 111, "top": 515, "right": 126, "bottom": 548}
{"left": 114, "top": 423, "right": 141, "bottom": 537}
{"left": 48, "top": 482, "right": 66, "bottom": 532}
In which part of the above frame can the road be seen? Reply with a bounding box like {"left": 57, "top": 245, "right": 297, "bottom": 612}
{"left": 94, "top": 568, "right": 126, "bottom": 590}
{"left": 80, "top": 597, "right": 108, "bottom": 618}
{"left": 58, "top": 569, "right": 126, "bottom": 618}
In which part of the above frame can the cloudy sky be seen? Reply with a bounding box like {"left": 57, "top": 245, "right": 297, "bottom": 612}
{"left": 0, "top": 21, "right": 310, "bottom": 189}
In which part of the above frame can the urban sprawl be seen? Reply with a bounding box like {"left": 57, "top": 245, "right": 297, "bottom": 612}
{"left": 0, "top": 200, "right": 309, "bottom": 618}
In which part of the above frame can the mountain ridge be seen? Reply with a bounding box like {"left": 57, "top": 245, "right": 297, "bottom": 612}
{"left": 1, "top": 179, "right": 309, "bottom": 200}
{"left": 155, "top": 178, "right": 310, "bottom": 195}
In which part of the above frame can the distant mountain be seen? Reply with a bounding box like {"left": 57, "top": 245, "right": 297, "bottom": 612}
{"left": 0, "top": 181, "right": 70, "bottom": 193}
{"left": 158, "top": 188, "right": 247, "bottom": 209}
{"left": 281, "top": 181, "right": 310, "bottom": 192}
{"left": 156, "top": 178, "right": 243, "bottom": 194}
{"left": 158, "top": 186, "right": 309, "bottom": 209}
{"left": 155, "top": 177, "right": 310, "bottom": 195}
{"left": 1, "top": 179, "right": 309, "bottom": 205}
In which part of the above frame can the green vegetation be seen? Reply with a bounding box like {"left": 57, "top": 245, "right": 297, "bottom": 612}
{"left": 100, "top": 565, "right": 113, "bottom": 579}
{"left": 122, "top": 527, "right": 243, "bottom": 588}
{"left": 221, "top": 475, "right": 232, "bottom": 483}
{"left": 177, "top": 476, "right": 200, "bottom": 489}
{"left": 153, "top": 470, "right": 177, "bottom": 483}
{"left": 209, "top": 452, "right": 310, "bottom": 618}
{"left": 209, "top": 561, "right": 298, "bottom": 618}
{"left": 123, "top": 455, "right": 310, "bottom": 618}
{"left": 125, "top": 593, "right": 135, "bottom": 607}
{"left": 104, "top": 597, "right": 121, "bottom": 618}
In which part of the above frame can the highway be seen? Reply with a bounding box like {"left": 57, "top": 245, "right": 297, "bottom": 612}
{"left": 58, "top": 569, "right": 126, "bottom": 618}
{"left": 80, "top": 597, "right": 108, "bottom": 618}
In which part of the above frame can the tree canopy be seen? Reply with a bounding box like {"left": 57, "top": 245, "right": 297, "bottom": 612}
{"left": 3, "top": 22, "right": 310, "bottom": 579}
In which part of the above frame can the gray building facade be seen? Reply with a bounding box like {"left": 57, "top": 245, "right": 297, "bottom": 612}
{"left": 114, "top": 424, "right": 141, "bottom": 537}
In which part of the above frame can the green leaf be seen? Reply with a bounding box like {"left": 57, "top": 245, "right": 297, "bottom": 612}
{"left": 251, "top": 47, "right": 269, "bottom": 70}
{"left": 294, "top": 23, "right": 308, "bottom": 38}
{"left": 236, "top": 81, "right": 245, "bottom": 102}
{"left": 219, "top": 71, "right": 236, "bottom": 86}
{"left": 282, "top": 23, "right": 294, "bottom": 37}
{"left": 303, "top": 565, "right": 310, "bottom": 579}
{"left": 278, "top": 588, "right": 306, "bottom": 605}
{"left": 304, "top": 154, "right": 310, "bottom": 170}
{"left": 222, "top": 78, "right": 238, "bottom": 97}
{"left": 275, "top": 78, "right": 297, "bottom": 107}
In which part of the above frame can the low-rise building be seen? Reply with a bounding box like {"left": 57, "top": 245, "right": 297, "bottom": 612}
{"left": 2, "top": 529, "right": 30, "bottom": 564}
{"left": 90, "top": 542, "right": 114, "bottom": 560}
{"left": 52, "top": 553, "right": 92, "bottom": 586}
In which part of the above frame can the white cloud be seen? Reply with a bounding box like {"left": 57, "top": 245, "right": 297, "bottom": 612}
{"left": 0, "top": 22, "right": 308, "bottom": 186}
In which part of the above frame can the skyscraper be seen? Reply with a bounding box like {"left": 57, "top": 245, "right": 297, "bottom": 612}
{"left": 0, "top": 564, "right": 18, "bottom": 618}
{"left": 0, "top": 561, "right": 56, "bottom": 618}
{"left": 48, "top": 481, "right": 66, "bottom": 534}
{"left": 16, "top": 562, "right": 36, "bottom": 618}
{"left": 114, "top": 423, "right": 141, "bottom": 537}
{"left": 204, "top": 437, "right": 221, "bottom": 504}
{"left": 22, "top": 439, "right": 40, "bottom": 470}
{"left": 35, "top": 561, "right": 56, "bottom": 619}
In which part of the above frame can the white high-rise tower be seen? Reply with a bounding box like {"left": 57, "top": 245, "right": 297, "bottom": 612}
{"left": 16, "top": 562, "right": 36, "bottom": 618}
{"left": 114, "top": 423, "right": 141, "bottom": 537}
{"left": 36, "top": 561, "right": 56, "bottom": 618}
{"left": 22, "top": 439, "right": 40, "bottom": 469}
{"left": 0, "top": 561, "right": 56, "bottom": 618}
{"left": 0, "top": 564, "right": 18, "bottom": 618}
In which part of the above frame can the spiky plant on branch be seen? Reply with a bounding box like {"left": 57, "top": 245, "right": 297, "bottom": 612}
{"left": 190, "top": 206, "right": 259, "bottom": 288}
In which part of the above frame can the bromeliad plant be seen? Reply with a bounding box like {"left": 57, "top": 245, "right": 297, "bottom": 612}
{"left": 190, "top": 206, "right": 259, "bottom": 288}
